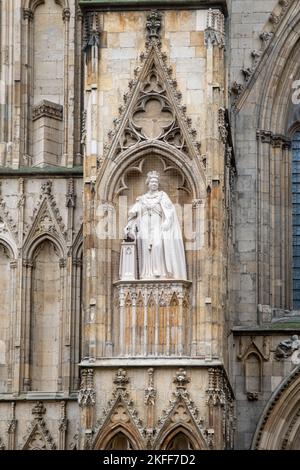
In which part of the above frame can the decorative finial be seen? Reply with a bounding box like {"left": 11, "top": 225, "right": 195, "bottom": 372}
{"left": 113, "top": 368, "right": 129, "bottom": 391}
{"left": 146, "top": 10, "right": 162, "bottom": 42}
{"left": 173, "top": 368, "right": 190, "bottom": 390}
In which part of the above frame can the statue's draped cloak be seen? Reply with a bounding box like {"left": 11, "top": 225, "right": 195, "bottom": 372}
{"left": 127, "top": 191, "right": 187, "bottom": 280}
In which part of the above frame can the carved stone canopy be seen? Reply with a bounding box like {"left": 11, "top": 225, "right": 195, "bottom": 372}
{"left": 104, "top": 43, "right": 202, "bottom": 164}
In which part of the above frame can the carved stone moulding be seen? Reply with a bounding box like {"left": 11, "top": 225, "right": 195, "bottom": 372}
{"left": 32, "top": 100, "right": 64, "bottom": 122}
{"left": 113, "top": 279, "right": 192, "bottom": 358}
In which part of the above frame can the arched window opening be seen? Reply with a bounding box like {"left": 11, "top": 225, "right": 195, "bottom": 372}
{"left": 166, "top": 432, "right": 194, "bottom": 450}
{"left": 292, "top": 131, "right": 300, "bottom": 308}
{"left": 30, "top": 240, "right": 60, "bottom": 391}
{"left": 105, "top": 432, "right": 134, "bottom": 450}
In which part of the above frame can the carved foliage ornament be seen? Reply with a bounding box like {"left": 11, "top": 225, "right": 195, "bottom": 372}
{"left": 78, "top": 369, "right": 96, "bottom": 407}
{"left": 146, "top": 10, "right": 162, "bottom": 43}
{"left": 204, "top": 9, "right": 225, "bottom": 48}
{"left": 144, "top": 368, "right": 157, "bottom": 406}
{"left": 83, "top": 11, "right": 101, "bottom": 51}
{"left": 275, "top": 335, "right": 300, "bottom": 363}
{"left": 0, "top": 183, "right": 18, "bottom": 242}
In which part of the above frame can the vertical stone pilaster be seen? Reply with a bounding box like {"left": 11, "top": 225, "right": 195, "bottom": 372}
{"left": 78, "top": 368, "right": 96, "bottom": 450}
{"left": 59, "top": 257, "right": 67, "bottom": 392}
{"left": 204, "top": 8, "right": 226, "bottom": 361}
{"left": 58, "top": 401, "right": 68, "bottom": 450}
{"left": 7, "top": 402, "right": 17, "bottom": 450}
{"left": 22, "top": 259, "right": 34, "bottom": 392}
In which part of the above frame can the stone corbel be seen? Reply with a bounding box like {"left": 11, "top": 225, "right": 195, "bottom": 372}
{"left": 62, "top": 8, "right": 71, "bottom": 23}
{"left": 23, "top": 8, "right": 34, "bottom": 22}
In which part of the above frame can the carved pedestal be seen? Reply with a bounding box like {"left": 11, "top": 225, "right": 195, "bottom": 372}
{"left": 113, "top": 280, "right": 191, "bottom": 357}
{"left": 119, "top": 241, "right": 137, "bottom": 281}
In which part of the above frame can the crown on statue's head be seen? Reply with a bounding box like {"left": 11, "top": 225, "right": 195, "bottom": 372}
{"left": 147, "top": 170, "right": 160, "bottom": 181}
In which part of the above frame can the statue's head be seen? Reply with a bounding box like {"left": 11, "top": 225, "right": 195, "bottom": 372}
{"left": 146, "top": 170, "right": 160, "bottom": 191}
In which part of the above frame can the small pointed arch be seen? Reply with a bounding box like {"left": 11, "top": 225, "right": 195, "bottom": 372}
{"left": 93, "top": 397, "right": 144, "bottom": 450}
{"left": 95, "top": 425, "right": 142, "bottom": 450}
{"left": 154, "top": 397, "right": 209, "bottom": 450}
{"left": 98, "top": 142, "right": 205, "bottom": 203}
{"left": 159, "top": 424, "right": 203, "bottom": 450}
{"left": 29, "top": 237, "right": 62, "bottom": 391}
{"left": 0, "top": 238, "right": 17, "bottom": 260}
{"left": 244, "top": 351, "right": 262, "bottom": 396}
{"left": 23, "top": 0, "right": 69, "bottom": 12}
{"left": 26, "top": 233, "right": 66, "bottom": 261}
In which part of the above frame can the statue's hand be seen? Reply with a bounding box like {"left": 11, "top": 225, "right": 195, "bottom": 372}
{"left": 161, "top": 220, "right": 170, "bottom": 232}
{"left": 124, "top": 224, "right": 136, "bottom": 241}
{"left": 124, "top": 224, "right": 131, "bottom": 237}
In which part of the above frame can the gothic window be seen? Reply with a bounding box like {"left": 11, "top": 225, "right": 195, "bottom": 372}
{"left": 30, "top": 241, "right": 60, "bottom": 391}
{"left": 105, "top": 432, "right": 133, "bottom": 450}
{"left": 33, "top": 0, "right": 64, "bottom": 106}
{"left": 31, "top": 0, "right": 65, "bottom": 166}
{"left": 166, "top": 432, "right": 194, "bottom": 450}
{"left": 292, "top": 131, "right": 300, "bottom": 308}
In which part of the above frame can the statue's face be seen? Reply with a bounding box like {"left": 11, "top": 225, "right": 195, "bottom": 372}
{"left": 148, "top": 177, "right": 159, "bottom": 191}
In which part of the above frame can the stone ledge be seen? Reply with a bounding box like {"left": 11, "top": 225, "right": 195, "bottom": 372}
{"left": 0, "top": 392, "right": 78, "bottom": 402}
{"left": 232, "top": 324, "right": 300, "bottom": 335}
{"left": 32, "top": 100, "right": 63, "bottom": 122}
{"left": 0, "top": 166, "right": 83, "bottom": 177}
{"left": 79, "top": 358, "right": 223, "bottom": 367}
{"left": 79, "top": 0, "right": 228, "bottom": 15}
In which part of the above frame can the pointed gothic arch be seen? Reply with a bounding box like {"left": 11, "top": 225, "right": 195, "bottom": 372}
{"left": 23, "top": 193, "right": 67, "bottom": 261}
{"left": 23, "top": 0, "right": 69, "bottom": 14}
{"left": 153, "top": 396, "right": 209, "bottom": 450}
{"left": 98, "top": 140, "right": 204, "bottom": 205}
{"left": 96, "top": 41, "right": 206, "bottom": 203}
{"left": 0, "top": 238, "right": 16, "bottom": 260}
{"left": 159, "top": 424, "right": 200, "bottom": 450}
{"left": 94, "top": 424, "right": 142, "bottom": 450}
{"left": 252, "top": 365, "right": 300, "bottom": 449}
{"left": 27, "top": 233, "right": 65, "bottom": 261}
{"left": 29, "top": 239, "right": 62, "bottom": 392}
{"left": 92, "top": 397, "right": 144, "bottom": 450}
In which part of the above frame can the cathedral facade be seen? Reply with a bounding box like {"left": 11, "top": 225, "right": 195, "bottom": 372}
{"left": 0, "top": 0, "right": 300, "bottom": 451}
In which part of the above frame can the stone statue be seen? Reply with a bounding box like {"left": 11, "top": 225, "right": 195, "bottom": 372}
{"left": 121, "top": 170, "right": 187, "bottom": 280}
{"left": 275, "top": 335, "right": 300, "bottom": 360}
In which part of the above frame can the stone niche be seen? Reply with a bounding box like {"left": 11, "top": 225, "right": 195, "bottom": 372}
{"left": 110, "top": 154, "right": 195, "bottom": 358}
{"left": 32, "top": 100, "right": 63, "bottom": 167}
